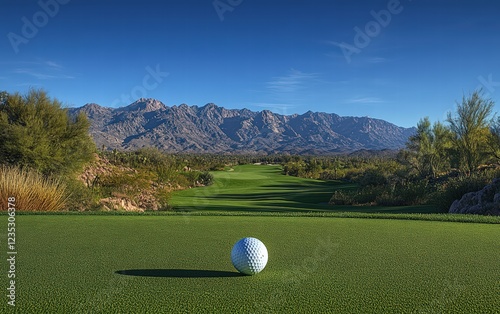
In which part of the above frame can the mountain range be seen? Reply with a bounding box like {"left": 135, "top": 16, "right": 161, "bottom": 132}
{"left": 69, "top": 98, "right": 416, "bottom": 154}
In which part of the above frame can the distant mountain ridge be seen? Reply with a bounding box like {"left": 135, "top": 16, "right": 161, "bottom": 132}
{"left": 69, "top": 98, "right": 416, "bottom": 154}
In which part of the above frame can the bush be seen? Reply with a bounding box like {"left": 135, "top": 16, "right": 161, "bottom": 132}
{"left": 359, "top": 168, "right": 388, "bottom": 187}
{"left": 433, "top": 173, "right": 496, "bottom": 212}
{"left": 0, "top": 165, "right": 68, "bottom": 211}
{"left": 63, "top": 178, "right": 100, "bottom": 211}
{"left": 329, "top": 190, "right": 353, "bottom": 205}
{"left": 198, "top": 171, "right": 214, "bottom": 186}
{"left": 330, "top": 180, "right": 430, "bottom": 207}
{"left": 0, "top": 89, "right": 95, "bottom": 176}
{"left": 329, "top": 186, "right": 384, "bottom": 206}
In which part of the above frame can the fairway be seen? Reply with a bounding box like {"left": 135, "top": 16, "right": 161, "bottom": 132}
{"left": 171, "top": 164, "right": 342, "bottom": 212}
{"left": 170, "top": 164, "right": 436, "bottom": 214}
{"left": 3, "top": 215, "right": 499, "bottom": 313}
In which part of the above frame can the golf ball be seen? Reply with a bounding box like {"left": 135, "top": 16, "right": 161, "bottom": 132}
{"left": 231, "top": 237, "right": 268, "bottom": 275}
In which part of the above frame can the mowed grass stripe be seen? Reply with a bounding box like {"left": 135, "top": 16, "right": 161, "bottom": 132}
{"left": 5, "top": 215, "right": 499, "bottom": 313}
{"left": 171, "top": 164, "right": 355, "bottom": 212}
{"left": 170, "top": 164, "right": 438, "bottom": 214}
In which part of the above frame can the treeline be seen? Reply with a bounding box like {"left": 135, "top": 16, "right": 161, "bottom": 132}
{"left": 2, "top": 89, "right": 499, "bottom": 213}
{"left": 101, "top": 148, "right": 286, "bottom": 172}
{"left": 284, "top": 90, "right": 500, "bottom": 211}
{"left": 0, "top": 89, "right": 282, "bottom": 211}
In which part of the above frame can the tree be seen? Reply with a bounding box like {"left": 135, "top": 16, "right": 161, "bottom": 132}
{"left": 488, "top": 116, "right": 500, "bottom": 162}
{"left": 0, "top": 89, "right": 95, "bottom": 176}
{"left": 431, "top": 121, "right": 454, "bottom": 173}
{"left": 406, "top": 117, "right": 453, "bottom": 178}
{"left": 0, "top": 91, "right": 7, "bottom": 105}
{"left": 446, "top": 90, "right": 494, "bottom": 174}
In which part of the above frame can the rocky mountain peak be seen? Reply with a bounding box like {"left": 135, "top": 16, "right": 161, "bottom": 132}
{"left": 121, "top": 98, "right": 166, "bottom": 112}
{"left": 79, "top": 103, "right": 112, "bottom": 119}
{"left": 69, "top": 100, "right": 416, "bottom": 154}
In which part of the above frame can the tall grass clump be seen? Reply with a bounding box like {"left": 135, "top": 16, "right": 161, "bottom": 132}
{"left": 0, "top": 165, "right": 68, "bottom": 211}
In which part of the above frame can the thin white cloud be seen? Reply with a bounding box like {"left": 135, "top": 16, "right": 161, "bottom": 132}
{"left": 266, "top": 69, "right": 318, "bottom": 94}
{"left": 13, "top": 68, "right": 74, "bottom": 80}
{"left": 252, "top": 102, "right": 297, "bottom": 115}
{"left": 45, "top": 60, "right": 65, "bottom": 70}
{"left": 16, "top": 83, "right": 43, "bottom": 87}
{"left": 346, "top": 97, "right": 385, "bottom": 104}
{"left": 367, "top": 57, "right": 387, "bottom": 64}
{"left": 5, "top": 59, "right": 74, "bottom": 81}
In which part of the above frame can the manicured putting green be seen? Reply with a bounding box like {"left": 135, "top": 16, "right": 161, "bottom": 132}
{"left": 4, "top": 215, "right": 499, "bottom": 313}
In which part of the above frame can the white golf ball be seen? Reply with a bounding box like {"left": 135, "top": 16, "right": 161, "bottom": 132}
{"left": 231, "top": 237, "right": 268, "bottom": 275}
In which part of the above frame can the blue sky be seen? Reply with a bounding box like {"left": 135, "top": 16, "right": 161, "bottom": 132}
{"left": 1, "top": 0, "right": 499, "bottom": 127}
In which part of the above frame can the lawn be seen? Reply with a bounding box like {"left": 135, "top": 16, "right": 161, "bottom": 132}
{"left": 2, "top": 215, "right": 499, "bottom": 313}
{"left": 170, "top": 164, "right": 436, "bottom": 214}
{"left": 2, "top": 164, "right": 499, "bottom": 313}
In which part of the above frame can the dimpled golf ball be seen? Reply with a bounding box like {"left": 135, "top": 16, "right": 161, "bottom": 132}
{"left": 231, "top": 237, "right": 268, "bottom": 275}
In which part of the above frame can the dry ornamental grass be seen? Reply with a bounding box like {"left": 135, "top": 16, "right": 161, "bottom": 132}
{"left": 0, "top": 165, "right": 68, "bottom": 211}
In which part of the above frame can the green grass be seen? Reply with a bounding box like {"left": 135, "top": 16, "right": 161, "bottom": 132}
{"left": 3, "top": 215, "right": 499, "bottom": 313}
{"left": 170, "top": 164, "right": 436, "bottom": 214}
{"left": 3, "top": 164, "right": 498, "bottom": 312}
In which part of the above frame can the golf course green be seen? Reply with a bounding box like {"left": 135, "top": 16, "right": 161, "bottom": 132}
{"left": 2, "top": 165, "right": 499, "bottom": 313}
{"left": 170, "top": 164, "right": 436, "bottom": 214}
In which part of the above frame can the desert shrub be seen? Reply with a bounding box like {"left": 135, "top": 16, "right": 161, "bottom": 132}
{"left": 63, "top": 178, "right": 100, "bottom": 211}
{"left": 375, "top": 181, "right": 429, "bottom": 206}
{"left": 97, "top": 170, "right": 154, "bottom": 199}
{"left": 209, "top": 163, "right": 226, "bottom": 171}
{"left": 319, "top": 171, "right": 336, "bottom": 180}
{"left": 330, "top": 179, "right": 431, "bottom": 207}
{"left": 176, "top": 171, "right": 214, "bottom": 187}
{"left": 432, "top": 172, "right": 497, "bottom": 212}
{"left": 198, "top": 171, "right": 214, "bottom": 186}
{"left": 396, "top": 180, "right": 430, "bottom": 205}
{"left": 0, "top": 89, "right": 95, "bottom": 176}
{"left": 0, "top": 165, "right": 67, "bottom": 211}
{"left": 283, "top": 161, "right": 307, "bottom": 177}
{"left": 329, "top": 190, "right": 353, "bottom": 205}
{"left": 359, "top": 168, "right": 389, "bottom": 187}
{"left": 155, "top": 186, "right": 172, "bottom": 211}
{"left": 330, "top": 186, "right": 384, "bottom": 206}
{"left": 179, "top": 171, "right": 199, "bottom": 186}
{"left": 155, "top": 163, "right": 179, "bottom": 183}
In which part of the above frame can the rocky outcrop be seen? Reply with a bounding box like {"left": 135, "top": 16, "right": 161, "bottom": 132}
{"left": 69, "top": 99, "right": 416, "bottom": 154}
{"left": 100, "top": 197, "right": 144, "bottom": 212}
{"left": 449, "top": 178, "right": 500, "bottom": 215}
{"left": 78, "top": 154, "right": 169, "bottom": 212}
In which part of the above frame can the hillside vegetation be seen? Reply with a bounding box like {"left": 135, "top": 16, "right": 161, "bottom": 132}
{"left": 1, "top": 89, "right": 499, "bottom": 215}
{"left": 283, "top": 91, "right": 500, "bottom": 213}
